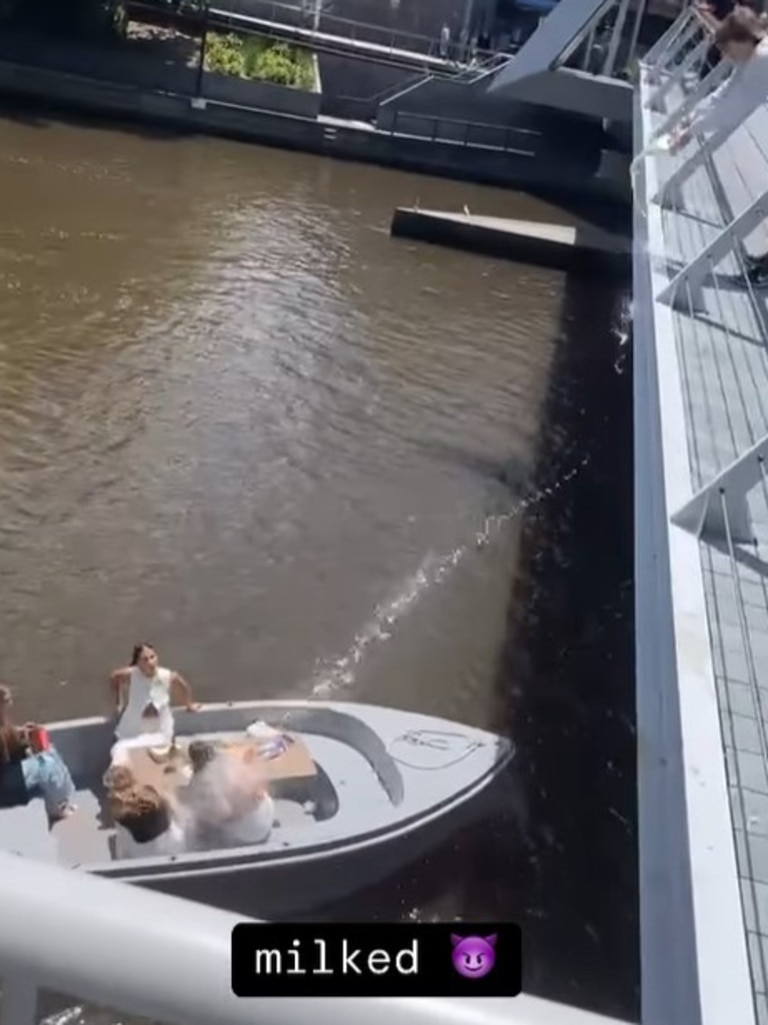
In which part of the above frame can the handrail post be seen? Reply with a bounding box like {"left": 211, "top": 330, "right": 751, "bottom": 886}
{"left": 195, "top": 2, "right": 209, "bottom": 97}
{"left": 647, "top": 29, "right": 710, "bottom": 112}
{"left": 0, "top": 974, "right": 38, "bottom": 1025}
{"left": 656, "top": 13, "right": 701, "bottom": 73}
{"left": 671, "top": 436, "right": 768, "bottom": 542}
{"left": 0, "top": 854, "right": 635, "bottom": 1025}
{"left": 640, "top": 5, "right": 695, "bottom": 69}
{"left": 650, "top": 57, "right": 730, "bottom": 140}
{"left": 602, "top": 0, "right": 633, "bottom": 78}
{"left": 651, "top": 117, "right": 738, "bottom": 207}
{"left": 657, "top": 184, "right": 768, "bottom": 306}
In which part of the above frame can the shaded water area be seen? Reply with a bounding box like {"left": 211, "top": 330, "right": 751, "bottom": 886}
{"left": 0, "top": 109, "right": 635, "bottom": 1020}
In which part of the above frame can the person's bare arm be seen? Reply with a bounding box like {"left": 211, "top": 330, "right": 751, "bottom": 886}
{"left": 109, "top": 667, "right": 131, "bottom": 715}
{"left": 170, "top": 672, "right": 201, "bottom": 711}
{"left": 694, "top": 3, "right": 721, "bottom": 33}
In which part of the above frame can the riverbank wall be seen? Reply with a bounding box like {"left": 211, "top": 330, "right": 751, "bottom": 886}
{"left": 122, "top": 0, "right": 616, "bottom": 166}
{"left": 0, "top": 54, "right": 630, "bottom": 206}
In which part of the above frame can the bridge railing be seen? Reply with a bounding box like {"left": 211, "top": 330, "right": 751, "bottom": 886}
{"left": 172, "top": 0, "right": 500, "bottom": 63}
{"left": 0, "top": 850, "right": 631, "bottom": 1025}
{"left": 634, "top": 3, "right": 768, "bottom": 546}
{"left": 383, "top": 109, "right": 539, "bottom": 154}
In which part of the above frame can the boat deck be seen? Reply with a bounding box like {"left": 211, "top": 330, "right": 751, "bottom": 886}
{"left": 0, "top": 729, "right": 337, "bottom": 868}
{"left": 635, "top": 58, "right": 768, "bottom": 1025}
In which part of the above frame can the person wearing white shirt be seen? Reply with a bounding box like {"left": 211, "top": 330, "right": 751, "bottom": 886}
{"left": 109, "top": 643, "right": 200, "bottom": 748}
{"left": 671, "top": 8, "right": 768, "bottom": 285}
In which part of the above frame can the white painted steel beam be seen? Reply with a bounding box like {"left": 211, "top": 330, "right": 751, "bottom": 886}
{"left": 650, "top": 119, "right": 735, "bottom": 206}
{"left": 625, "top": 0, "right": 649, "bottom": 72}
{"left": 632, "top": 64, "right": 757, "bottom": 1025}
{"left": 646, "top": 30, "right": 709, "bottom": 112}
{"left": 640, "top": 5, "right": 695, "bottom": 68}
{"left": 649, "top": 57, "right": 729, "bottom": 137}
{"left": 0, "top": 976, "right": 38, "bottom": 1025}
{"left": 0, "top": 850, "right": 632, "bottom": 1025}
{"left": 602, "top": 0, "right": 633, "bottom": 77}
{"left": 671, "top": 436, "right": 768, "bottom": 543}
{"left": 652, "top": 13, "right": 701, "bottom": 76}
{"left": 487, "top": 0, "right": 615, "bottom": 91}
{"left": 658, "top": 186, "right": 768, "bottom": 305}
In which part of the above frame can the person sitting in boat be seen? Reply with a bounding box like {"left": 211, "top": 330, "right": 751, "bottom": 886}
{"left": 0, "top": 684, "right": 77, "bottom": 820}
{"left": 104, "top": 764, "right": 188, "bottom": 859}
{"left": 109, "top": 643, "right": 200, "bottom": 756}
{"left": 179, "top": 740, "right": 275, "bottom": 851}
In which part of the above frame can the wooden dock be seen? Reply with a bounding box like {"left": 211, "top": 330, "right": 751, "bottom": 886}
{"left": 389, "top": 207, "right": 631, "bottom": 275}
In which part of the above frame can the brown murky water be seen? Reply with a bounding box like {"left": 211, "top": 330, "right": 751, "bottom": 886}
{"left": 0, "top": 114, "right": 564, "bottom": 725}
{"left": 0, "top": 111, "right": 637, "bottom": 1021}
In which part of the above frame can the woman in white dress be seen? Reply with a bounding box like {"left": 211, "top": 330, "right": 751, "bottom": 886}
{"left": 109, "top": 643, "right": 200, "bottom": 750}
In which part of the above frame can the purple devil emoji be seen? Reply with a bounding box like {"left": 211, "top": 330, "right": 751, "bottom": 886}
{"left": 450, "top": 933, "right": 497, "bottom": 979}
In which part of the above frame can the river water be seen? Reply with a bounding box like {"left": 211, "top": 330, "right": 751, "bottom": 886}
{"left": 0, "top": 110, "right": 637, "bottom": 1020}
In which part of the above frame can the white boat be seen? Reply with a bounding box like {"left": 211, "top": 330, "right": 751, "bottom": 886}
{"left": 0, "top": 700, "right": 514, "bottom": 918}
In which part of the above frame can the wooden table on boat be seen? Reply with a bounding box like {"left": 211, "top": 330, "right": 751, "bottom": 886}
{"left": 125, "top": 734, "right": 316, "bottom": 797}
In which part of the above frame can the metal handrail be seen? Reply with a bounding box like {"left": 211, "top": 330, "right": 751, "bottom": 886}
{"left": 387, "top": 109, "right": 539, "bottom": 154}
{"left": 370, "top": 50, "right": 516, "bottom": 111}
{"left": 633, "top": 19, "right": 763, "bottom": 1025}
{"left": 0, "top": 851, "right": 631, "bottom": 1025}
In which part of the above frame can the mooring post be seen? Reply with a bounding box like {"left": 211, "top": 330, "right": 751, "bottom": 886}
{"left": 196, "top": 3, "right": 209, "bottom": 97}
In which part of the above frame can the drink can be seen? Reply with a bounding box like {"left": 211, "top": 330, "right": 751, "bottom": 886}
{"left": 29, "top": 726, "right": 51, "bottom": 752}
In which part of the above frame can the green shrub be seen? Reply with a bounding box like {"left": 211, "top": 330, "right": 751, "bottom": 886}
{"left": 204, "top": 33, "right": 314, "bottom": 90}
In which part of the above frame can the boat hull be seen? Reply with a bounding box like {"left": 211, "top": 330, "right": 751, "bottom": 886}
{"left": 3, "top": 699, "right": 514, "bottom": 917}
{"left": 123, "top": 764, "right": 508, "bottom": 918}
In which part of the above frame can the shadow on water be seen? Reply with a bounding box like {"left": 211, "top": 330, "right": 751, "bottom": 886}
{"left": 308, "top": 271, "right": 637, "bottom": 1021}
{"left": 0, "top": 94, "right": 190, "bottom": 140}
{"left": 479, "top": 274, "right": 637, "bottom": 1018}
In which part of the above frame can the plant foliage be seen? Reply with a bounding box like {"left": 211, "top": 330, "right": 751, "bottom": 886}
{"left": 204, "top": 33, "right": 314, "bottom": 90}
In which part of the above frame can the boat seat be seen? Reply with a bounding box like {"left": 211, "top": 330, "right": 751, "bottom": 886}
{"left": 0, "top": 796, "right": 57, "bottom": 861}
{"left": 52, "top": 788, "right": 113, "bottom": 867}
{"left": 272, "top": 798, "right": 316, "bottom": 828}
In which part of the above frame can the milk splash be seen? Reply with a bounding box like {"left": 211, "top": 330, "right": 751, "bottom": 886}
{"left": 311, "top": 454, "right": 591, "bottom": 698}
{"left": 40, "top": 1009, "right": 85, "bottom": 1025}
{"left": 182, "top": 748, "right": 273, "bottom": 841}
{"left": 613, "top": 296, "right": 631, "bottom": 377}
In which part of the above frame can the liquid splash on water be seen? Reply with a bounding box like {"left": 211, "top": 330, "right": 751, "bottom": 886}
{"left": 311, "top": 455, "right": 591, "bottom": 698}
{"left": 613, "top": 296, "right": 631, "bottom": 377}
{"left": 40, "top": 1009, "right": 85, "bottom": 1025}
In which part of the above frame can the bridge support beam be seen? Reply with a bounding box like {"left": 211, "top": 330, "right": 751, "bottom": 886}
{"left": 671, "top": 434, "right": 768, "bottom": 543}
{"left": 657, "top": 185, "right": 768, "bottom": 307}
